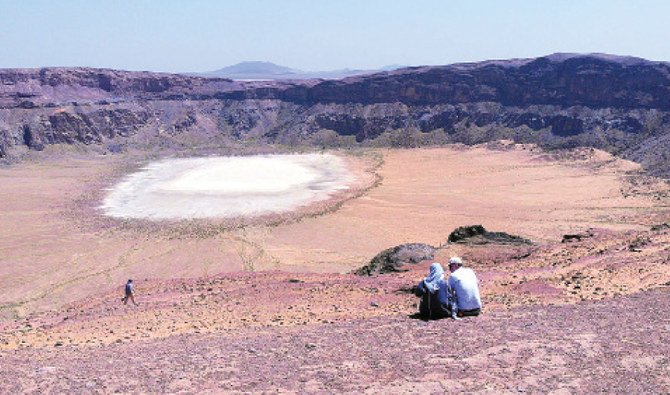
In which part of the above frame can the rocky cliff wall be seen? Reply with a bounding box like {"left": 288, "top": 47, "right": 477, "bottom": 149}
{"left": 1, "top": 54, "right": 670, "bottom": 178}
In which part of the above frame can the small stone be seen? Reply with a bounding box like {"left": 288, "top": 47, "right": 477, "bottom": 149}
{"left": 370, "top": 301, "right": 380, "bottom": 307}
{"left": 36, "top": 366, "right": 57, "bottom": 374}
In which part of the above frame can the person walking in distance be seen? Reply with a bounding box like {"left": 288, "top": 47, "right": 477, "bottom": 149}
{"left": 122, "top": 279, "right": 137, "bottom": 306}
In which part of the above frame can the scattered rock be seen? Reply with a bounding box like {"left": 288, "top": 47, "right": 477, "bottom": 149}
{"left": 562, "top": 229, "right": 595, "bottom": 243}
{"left": 36, "top": 366, "right": 57, "bottom": 375}
{"left": 354, "top": 243, "right": 436, "bottom": 276}
{"left": 288, "top": 279, "right": 304, "bottom": 283}
{"left": 448, "top": 225, "right": 532, "bottom": 245}
{"left": 628, "top": 236, "right": 651, "bottom": 252}
{"left": 562, "top": 234, "right": 583, "bottom": 242}
{"left": 107, "top": 143, "right": 124, "bottom": 154}
{"left": 305, "top": 343, "right": 317, "bottom": 350}
{"left": 370, "top": 301, "right": 380, "bottom": 307}
{"left": 651, "top": 223, "right": 670, "bottom": 231}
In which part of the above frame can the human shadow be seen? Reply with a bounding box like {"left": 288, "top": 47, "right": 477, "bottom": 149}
{"left": 407, "top": 312, "right": 454, "bottom": 321}
{"left": 408, "top": 312, "right": 431, "bottom": 321}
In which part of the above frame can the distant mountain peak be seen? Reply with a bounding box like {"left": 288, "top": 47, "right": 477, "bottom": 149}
{"left": 199, "top": 62, "right": 406, "bottom": 80}
{"left": 211, "top": 61, "right": 300, "bottom": 76}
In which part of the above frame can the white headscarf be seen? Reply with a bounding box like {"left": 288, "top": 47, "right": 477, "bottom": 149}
{"left": 423, "top": 262, "right": 445, "bottom": 293}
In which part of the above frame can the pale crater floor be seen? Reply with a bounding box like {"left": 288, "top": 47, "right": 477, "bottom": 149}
{"left": 100, "top": 153, "right": 354, "bottom": 220}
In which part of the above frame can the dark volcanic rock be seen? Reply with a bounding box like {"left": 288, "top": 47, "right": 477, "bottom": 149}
{"left": 354, "top": 243, "right": 436, "bottom": 276}
{"left": 307, "top": 55, "right": 670, "bottom": 110}
{"left": 561, "top": 229, "right": 596, "bottom": 243}
{"left": 17, "top": 109, "right": 151, "bottom": 147}
{"left": 548, "top": 115, "right": 584, "bottom": 136}
{"left": 172, "top": 111, "right": 197, "bottom": 133}
{"left": 2, "top": 54, "right": 670, "bottom": 177}
{"left": 651, "top": 223, "right": 670, "bottom": 231}
{"left": 448, "top": 225, "right": 532, "bottom": 245}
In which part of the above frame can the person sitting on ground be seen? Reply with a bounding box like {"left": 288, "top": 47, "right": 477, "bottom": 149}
{"left": 446, "top": 256, "right": 482, "bottom": 318}
{"left": 415, "top": 262, "right": 452, "bottom": 319}
{"left": 122, "top": 279, "right": 137, "bottom": 306}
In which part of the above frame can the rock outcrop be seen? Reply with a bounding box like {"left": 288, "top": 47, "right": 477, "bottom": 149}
{"left": 562, "top": 229, "right": 596, "bottom": 243}
{"left": 448, "top": 225, "right": 532, "bottom": 245}
{"left": 354, "top": 243, "right": 436, "bottom": 275}
{"left": 651, "top": 223, "right": 670, "bottom": 231}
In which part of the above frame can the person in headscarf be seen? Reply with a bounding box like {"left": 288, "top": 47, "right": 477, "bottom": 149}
{"left": 415, "top": 262, "right": 452, "bottom": 319}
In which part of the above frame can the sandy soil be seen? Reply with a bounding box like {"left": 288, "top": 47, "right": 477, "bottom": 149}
{"left": 0, "top": 145, "right": 667, "bottom": 318}
{"left": 0, "top": 144, "right": 669, "bottom": 392}
{"left": 0, "top": 226, "right": 668, "bottom": 392}
{"left": 2, "top": 225, "right": 668, "bottom": 350}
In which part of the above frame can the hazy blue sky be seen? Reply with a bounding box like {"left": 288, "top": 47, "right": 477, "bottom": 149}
{"left": 1, "top": 0, "right": 669, "bottom": 72}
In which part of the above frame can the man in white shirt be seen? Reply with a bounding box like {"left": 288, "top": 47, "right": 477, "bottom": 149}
{"left": 447, "top": 256, "right": 482, "bottom": 318}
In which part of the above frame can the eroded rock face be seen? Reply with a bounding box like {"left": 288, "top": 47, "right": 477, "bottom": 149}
{"left": 17, "top": 109, "right": 151, "bottom": 148}
{"left": 1, "top": 54, "right": 670, "bottom": 177}
{"left": 354, "top": 243, "right": 436, "bottom": 276}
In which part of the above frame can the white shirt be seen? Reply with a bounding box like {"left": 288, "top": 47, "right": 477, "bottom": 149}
{"left": 447, "top": 267, "right": 482, "bottom": 311}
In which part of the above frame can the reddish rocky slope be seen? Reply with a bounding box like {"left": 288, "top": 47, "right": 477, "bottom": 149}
{"left": 1, "top": 226, "right": 668, "bottom": 392}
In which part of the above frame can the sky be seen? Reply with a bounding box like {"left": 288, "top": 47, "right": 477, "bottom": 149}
{"left": 1, "top": 0, "right": 669, "bottom": 73}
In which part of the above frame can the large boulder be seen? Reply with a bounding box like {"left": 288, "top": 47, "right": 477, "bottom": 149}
{"left": 355, "top": 243, "right": 436, "bottom": 276}
{"left": 448, "top": 225, "right": 532, "bottom": 245}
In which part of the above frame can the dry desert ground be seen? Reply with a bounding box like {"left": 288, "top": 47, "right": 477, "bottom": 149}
{"left": 0, "top": 144, "right": 669, "bottom": 392}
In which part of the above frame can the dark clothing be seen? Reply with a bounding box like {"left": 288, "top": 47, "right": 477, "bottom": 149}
{"left": 415, "top": 280, "right": 452, "bottom": 319}
{"left": 457, "top": 308, "right": 481, "bottom": 317}
{"left": 122, "top": 280, "right": 137, "bottom": 306}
